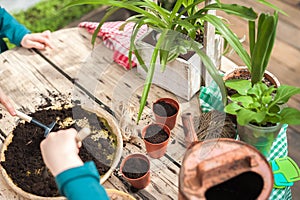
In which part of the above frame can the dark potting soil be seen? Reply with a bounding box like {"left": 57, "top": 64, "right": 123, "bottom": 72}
{"left": 144, "top": 124, "right": 169, "bottom": 144}
{"left": 205, "top": 171, "right": 263, "bottom": 200}
{"left": 153, "top": 101, "right": 177, "bottom": 117}
{"left": 122, "top": 157, "right": 149, "bottom": 179}
{"left": 1, "top": 104, "right": 117, "bottom": 197}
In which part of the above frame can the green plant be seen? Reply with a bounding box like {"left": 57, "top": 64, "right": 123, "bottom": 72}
{"left": 65, "top": 0, "right": 258, "bottom": 122}
{"left": 224, "top": 79, "right": 300, "bottom": 126}
{"left": 228, "top": 0, "right": 287, "bottom": 85}
{"left": 248, "top": 11, "right": 278, "bottom": 85}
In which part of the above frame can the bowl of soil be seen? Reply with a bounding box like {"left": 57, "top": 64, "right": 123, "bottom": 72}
{"left": 142, "top": 123, "right": 171, "bottom": 159}
{"left": 106, "top": 189, "right": 136, "bottom": 200}
{"left": 0, "top": 103, "right": 123, "bottom": 199}
{"left": 152, "top": 97, "right": 179, "bottom": 130}
{"left": 120, "top": 153, "right": 150, "bottom": 189}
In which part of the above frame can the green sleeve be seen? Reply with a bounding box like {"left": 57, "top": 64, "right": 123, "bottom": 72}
{"left": 55, "top": 161, "right": 109, "bottom": 200}
{"left": 0, "top": 7, "right": 30, "bottom": 47}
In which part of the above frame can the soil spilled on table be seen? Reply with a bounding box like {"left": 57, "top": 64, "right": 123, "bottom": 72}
{"left": 144, "top": 124, "right": 169, "bottom": 144}
{"left": 1, "top": 102, "right": 117, "bottom": 197}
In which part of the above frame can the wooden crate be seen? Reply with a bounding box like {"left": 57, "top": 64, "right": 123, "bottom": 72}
{"left": 136, "top": 0, "right": 223, "bottom": 101}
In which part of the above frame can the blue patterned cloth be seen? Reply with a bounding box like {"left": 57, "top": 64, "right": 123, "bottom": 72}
{"left": 199, "top": 82, "right": 292, "bottom": 200}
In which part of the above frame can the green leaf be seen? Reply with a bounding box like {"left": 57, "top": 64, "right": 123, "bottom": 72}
{"left": 201, "top": 14, "right": 251, "bottom": 69}
{"left": 248, "top": 20, "right": 255, "bottom": 58}
{"left": 271, "top": 85, "right": 300, "bottom": 107}
{"left": 255, "top": 0, "right": 288, "bottom": 16}
{"left": 65, "top": 0, "right": 166, "bottom": 27}
{"left": 262, "top": 12, "right": 278, "bottom": 75}
{"left": 237, "top": 108, "right": 266, "bottom": 125}
{"left": 91, "top": 7, "right": 120, "bottom": 46}
{"left": 251, "top": 14, "right": 276, "bottom": 85}
{"left": 191, "top": 40, "right": 227, "bottom": 106}
{"left": 202, "top": 3, "right": 257, "bottom": 20}
{"left": 236, "top": 109, "right": 256, "bottom": 125}
{"left": 137, "top": 30, "right": 168, "bottom": 122}
{"left": 262, "top": 95, "right": 272, "bottom": 105}
{"left": 224, "top": 103, "right": 242, "bottom": 115}
{"left": 280, "top": 107, "right": 300, "bottom": 125}
{"left": 248, "top": 82, "right": 269, "bottom": 98}
{"left": 225, "top": 79, "right": 251, "bottom": 95}
{"left": 269, "top": 105, "right": 280, "bottom": 114}
{"left": 231, "top": 95, "right": 253, "bottom": 107}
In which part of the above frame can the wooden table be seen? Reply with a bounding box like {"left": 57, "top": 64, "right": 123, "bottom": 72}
{"left": 0, "top": 27, "right": 236, "bottom": 199}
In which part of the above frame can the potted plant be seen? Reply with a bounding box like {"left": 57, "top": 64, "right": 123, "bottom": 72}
{"left": 220, "top": 4, "right": 296, "bottom": 157}
{"left": 120, "top": 153, "right": 151, "bottom": 189}
{"left": 152, "top": 97, "right": 180, "bottom": 130}
{"left": 224, "top": 79, "right": 300, "bottom": 156}
{"left": 223, "top": 0, "right": 287, "bottom": 86}
{"left": 65, "top": 0, "right": 258, "bottom": 122}
{"left": 142, "top": 123, "right": 171, "bottom": 158}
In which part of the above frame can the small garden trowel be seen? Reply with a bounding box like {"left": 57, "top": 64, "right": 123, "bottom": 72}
{"left": 16, "top": 110, "right": 56, "bottom": 137}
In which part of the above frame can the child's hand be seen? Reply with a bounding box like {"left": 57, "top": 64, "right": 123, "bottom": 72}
{"left": 40, "top": 128, "right": 84, "bottom": 177}
{"left": 0, "top": 88, "right": 16, "bottom": 116}
{"left": 21, "top": 30, "right": 53, "bottom": 50}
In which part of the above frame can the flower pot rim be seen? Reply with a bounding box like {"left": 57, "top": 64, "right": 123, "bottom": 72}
{"left": 120, "top": 153, "right": 150, "bottom": 181}
{"left": 152, "top": 97, "right": 180, "bottom": 118}
{"left": 223, "top": 66, "right": 280, "bottom": 87}
{"left": 142, "top": 123, "right": 171, "bottom": 145}
{"left": 239, "top": 122, "right": 282, "bottom": 132}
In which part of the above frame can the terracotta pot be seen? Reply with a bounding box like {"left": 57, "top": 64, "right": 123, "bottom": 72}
{"left": 152, "top": 97, "right": 180, "bottom": 130}
{"left": 237, "top": 123, "right": 282, "bottom": 157}
{"left": 120, "top": 153, "right": 151, "bottom": 189}
{"left": 178, "top": 138, "right": 273, "bottom": 200}
{"left": 142, "top": 123, "right": 171, "bottom": 159}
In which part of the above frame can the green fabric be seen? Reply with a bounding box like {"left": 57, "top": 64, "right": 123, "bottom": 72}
{"left": 56, "top": 161, "right": 109, "bottom": 200}
{"left": 0, "top": 7, "right": 30, "bottom": 52}
{"left": 199, "top": 81, "right": 292, "bottom": 200}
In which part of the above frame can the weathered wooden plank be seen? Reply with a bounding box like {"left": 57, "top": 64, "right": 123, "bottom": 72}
{"left": 280, "top": 0, "right": 300, "bottom": 9}
{"left": 0, "top": 47, "right": 75, "bottom": 139}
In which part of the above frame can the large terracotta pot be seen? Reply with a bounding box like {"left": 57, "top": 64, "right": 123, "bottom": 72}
{"left": 179, "top": 138, "right": 273, "bottom": 200}
{"left": 0, "top": 105, "right": 123, "bottom": 200}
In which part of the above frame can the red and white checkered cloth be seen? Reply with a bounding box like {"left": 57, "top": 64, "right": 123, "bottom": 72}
{"left": 79, "top": 21, "right": 148, "bottom": 70}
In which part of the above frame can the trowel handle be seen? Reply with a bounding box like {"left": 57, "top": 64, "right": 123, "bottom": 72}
{"left": 16, "top": 110, "right": 32, "bottom": 123}
{"left": 76, "top": 127, "right": 91, "bottom": 142}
